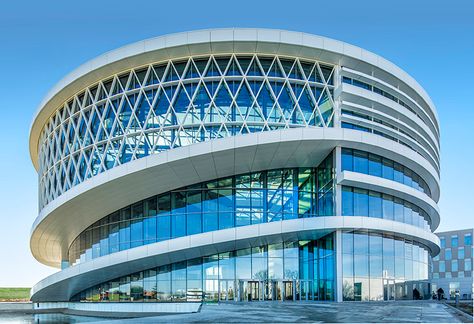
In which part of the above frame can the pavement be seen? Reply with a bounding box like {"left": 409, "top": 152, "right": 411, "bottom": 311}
{"left": 91, "top": 300, "right": 470, "bottom": 323}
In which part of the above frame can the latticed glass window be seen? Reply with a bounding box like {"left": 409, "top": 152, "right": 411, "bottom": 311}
{"left": 38, "top": 54, "right": 336, "bottom": 208}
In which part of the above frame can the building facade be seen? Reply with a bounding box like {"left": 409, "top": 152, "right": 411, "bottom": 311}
{"left": 29, "top": 29, "right": 441, "bottom": 308}
{"left": 431, "top": 229, "right": 473, "bottom": 300}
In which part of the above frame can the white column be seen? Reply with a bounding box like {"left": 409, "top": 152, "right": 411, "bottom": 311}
{"left": 335, "top": 229, "right": 343, "bottom": 302}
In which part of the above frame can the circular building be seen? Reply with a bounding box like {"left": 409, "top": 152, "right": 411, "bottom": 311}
{"left": 29, "top": 29, "right": 440, "bottom": 309}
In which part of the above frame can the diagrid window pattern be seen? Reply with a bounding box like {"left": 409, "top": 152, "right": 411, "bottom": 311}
{"left": 38, "top": 55, "right": 336, "bottom": 209}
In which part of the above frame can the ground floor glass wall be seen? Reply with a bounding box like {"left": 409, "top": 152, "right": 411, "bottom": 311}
{"left": 342, "top": 231, "right": 431, "bottom": 301}
{"left": 72, "top": 234, "right": 335, "bottom": 302}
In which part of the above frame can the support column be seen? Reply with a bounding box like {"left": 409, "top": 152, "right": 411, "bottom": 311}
{"left": 335, "top": 229, "right": 343, "bottom": 302}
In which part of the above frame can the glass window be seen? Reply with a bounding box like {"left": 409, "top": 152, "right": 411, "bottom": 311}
{"left": 130, "top": 203, "right": 144, "bottom": 248}
{"left": 451, "top": 235, "right": 458, "bottom": 248}
{"left": 440, "top": 237, "right": 445, "bottom": 248}
{"left": 130, "top": 272, "right": 143, "bottom": 302}
{"left": 368, "top": 191, "right": 382, "bottom": 218}
{"left": 354, "top": 254, "right": 369, "bottom": 277}
{"left": 452, "top": 260, "right": 458, "bottom": 272}
{"left": 458, "top": 247, "right": 464, "bottom": 259}
{"left": 157, "top": 194, "right": 171, "bottom": 241}
{"left": 171, "top": 192, "right": 186, "bottom": 238}
{"left": 464, "top": 233, "right": 472, "bottom": 245}
{"left": 341, "top": 148, "right": 353, "bottom": 171}
{"left": 382, "top": 158, "right": 394, "bottom": 180}
{"left": 343, "top": 254, "right": 353, "bottom": 278}
{"left": 203, "top": 189, "right": 218, "bottom": 232}
{"left": 382, "top": 237, "right": 395, "bottom": 277}
{"left": 235, "top": 249, "right": 252, "bottom": 279}
{"left": 445, "top": 248, "right": 452, "bottom": 260}
{"left": 382, "top": 195, "right": 394, "bottom": 220}
{"left": 465, "top": 259, "right": 472, "bottom": 271}
{"left": 439, "top": 261, "right": 445, "bottom": 272}
{"left": 342, "top": 232, "right": 354, "bottom": 254}
{"left": 393, "top": 198, "right": 404, "bottom": 223}
{"left": 393, "top": 163, "right": 404, "bottom": 183}
{"left": 403, "top": 201, "right": 413, "bottom": 226}
{"left": 218, "top": 189, "right": 234, "bottom": 229}
{"left": 369, "top": 254, "right": 383, "bottom": 278}
{"left": 186, "top": 189, "right": 202, "bottom": 235}
{"left": 119, "top": 208, "right": 131, "bottom": 251}
{"left": 219, "top": 252, "right": 236, "bottom": 279}
{"left": 119, "top": 276, "right": 131, "bottom": 302}
{"left": 353, "top": 150, "right": 368, "bottom": 174}
{"left": 368, "top": 154, "right": 382, "bottom": 177}
{"left": 342, "top": 187, "right": 354, "bottom": 216}
{"left": 353, "top": 188, "right": 368, "bottom": 216}
{"left": 354, "top": 233, "right": 369, "bottom": 255}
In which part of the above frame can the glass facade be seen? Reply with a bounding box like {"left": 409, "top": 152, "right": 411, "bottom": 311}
{"left": 38, "top": 54, "right": 336, "bottom": 209}
{"left": 341, "top": 148, "right": 431, "bottom": 197}
{"left": 342, "top": 231, "right": 430, "bottom": 301}
{"left": 73, "top": 235, "right": 335, "bottom": 302}
{"left": 68, "top": 154, "right": 334, "bottom": 265}
{"left": 341, "top": 186, "right": 431, "bottom": 230}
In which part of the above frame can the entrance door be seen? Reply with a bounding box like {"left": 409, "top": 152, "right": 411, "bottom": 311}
{"left": 249, "top": 281, "right": 260, "bottom": 301}
{"left": 283, "top": 281, "right": 294, "bottom": 301}
{"left": 383, "top": 279, "right": 395, "bottom": 301}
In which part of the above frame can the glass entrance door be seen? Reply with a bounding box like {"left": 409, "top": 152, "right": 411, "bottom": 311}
{"left": 383, "top": 279, "right": 395, "bottom": 301}
{"left": 283, "top": 280, "right": 294, "bottom": 301}
{"left": 249, "top": 281, "right": 260, "bottom": 301}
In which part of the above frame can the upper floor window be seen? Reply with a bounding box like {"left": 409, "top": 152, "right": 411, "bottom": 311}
{"left": 465, "top": 233, "right": 472, "bottom": 245}
{"left": 445, "top": 248, "right": 452, "bottom": 260}
{"left": 458, "top": 247, "right": 464, "bottom": 259}
{"left": 465, "top": 259, "right": 472, "bottom": 271}
{"left": 341, "top": 148, "right": 431, "bottom": 197}
{"left": 440, "top": 237, "right": 445, "bottom": 248}
{"left": 451, "top": 235, "right": 458, "bottom": 248}
{"left": 439, "top": 261, "right": 445, "bottom": 272}
{"left": 452, "top": 260, "right": 458, "bottom": 272}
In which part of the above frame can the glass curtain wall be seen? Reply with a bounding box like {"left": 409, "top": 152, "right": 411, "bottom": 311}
{"left": 341, "top": 148, "right": 431, "bottom": 197}
{"left": 342, "top": 231, "right": 430, "bottom": 301}
{"left": 342, "top": 186, "right": 431, "bottom": 230}
{"left": 73, "top": 235, "right": 335, "bottom": 302}
{"left": 68, "top": 153, "right": 334, "bottom": 265}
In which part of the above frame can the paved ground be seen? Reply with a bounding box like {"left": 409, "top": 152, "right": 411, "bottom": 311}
{"left": 1, "top": 301, "right": 470, "bottom": 323}
{"left": 94, "top": 301, "right": 470, "bottom": 323}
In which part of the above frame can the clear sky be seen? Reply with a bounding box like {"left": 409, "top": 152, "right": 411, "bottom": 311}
{"left": 0, "top": 0, "right": 472, "bottom": 287}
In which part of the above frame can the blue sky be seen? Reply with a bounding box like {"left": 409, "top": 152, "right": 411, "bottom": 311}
{"left": 0, "top": 0, "right": 472, "bottom": 287}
